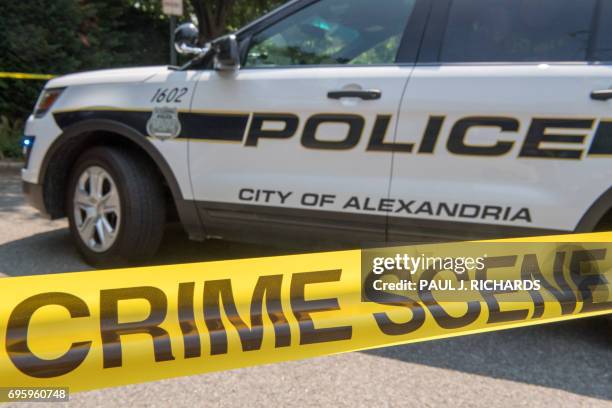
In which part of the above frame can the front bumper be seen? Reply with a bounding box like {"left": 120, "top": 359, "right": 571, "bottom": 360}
{"left": 22, "top": 181, "right": 50, "bottom": 218}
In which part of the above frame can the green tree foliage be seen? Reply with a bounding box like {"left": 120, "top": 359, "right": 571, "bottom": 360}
{"left": 0, "top": 0, "right": 170, "bottom": 119}
{"left": 0, "top": 0, "right": 286, "bottom": 158}
{"left": 0, "top": 0, "right": 168, "bottom": 118}
{"left": 189, "top": 0, "right": 286, "bottom": 41}
{"left": 1, "top": 0, "right": 87, "bottom": 121}
{"left": 0, "top": 0, "right": 170, "bottom": 157}
{"left": 83, "top": 0, "right": 170, "bottom": 67}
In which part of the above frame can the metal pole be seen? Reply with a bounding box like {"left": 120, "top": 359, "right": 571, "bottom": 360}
{"left": 170, "top": 16, "right": 177, "bottom": 66}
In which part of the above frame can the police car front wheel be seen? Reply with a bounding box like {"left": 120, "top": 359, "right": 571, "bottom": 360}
{"left": 67, "top": 146, "right": 166, "bottom": 267}
{"left": 72, "top": 165, "right": 121, "bottom": 253}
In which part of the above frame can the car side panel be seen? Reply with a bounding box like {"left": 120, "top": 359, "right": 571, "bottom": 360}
{"left": 389, "top": 64, "right": 612, "bottom": 239}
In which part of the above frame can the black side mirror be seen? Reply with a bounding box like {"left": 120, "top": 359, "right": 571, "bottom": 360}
{"left": 213, "top": 35, "right": 240, "bottom": 71}
{"left": 174, "top": 23, "right": 208, "bottom": 55}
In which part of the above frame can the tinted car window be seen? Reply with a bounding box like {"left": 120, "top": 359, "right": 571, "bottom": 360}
{"left": 439, "top": 0, "right": 597, "bottom": 63}
{"left": 593, "top": 0, "right": 612, "bottom": 61}
{"left": 245, "top": 0, "right": 416, "bottom": 67}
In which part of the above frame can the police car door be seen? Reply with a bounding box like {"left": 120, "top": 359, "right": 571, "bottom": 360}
{"left": 189, "top": 0, "right": 428, "bottom": 243}
{"left": 389, "top": 0, "right": 612, "bottom": 242}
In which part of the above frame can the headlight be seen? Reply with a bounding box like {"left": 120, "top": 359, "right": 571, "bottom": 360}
{"left": 34, "top": 88, "right": 64, "bottom": 118}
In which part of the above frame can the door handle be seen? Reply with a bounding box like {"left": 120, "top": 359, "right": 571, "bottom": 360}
{"left": 591, "top": 89, "right": 612, "bottom": 101}
{"left": 327, "top": 89, "right": 382, "bottom": 100}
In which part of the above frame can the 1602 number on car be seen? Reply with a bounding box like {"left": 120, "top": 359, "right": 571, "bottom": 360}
{"left": 151, "top": 87, "right": 189, "bottom": 104}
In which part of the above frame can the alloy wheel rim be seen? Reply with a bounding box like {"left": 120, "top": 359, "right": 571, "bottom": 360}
{"left": 73, "top": 166, "right": 121, "bottom": 253}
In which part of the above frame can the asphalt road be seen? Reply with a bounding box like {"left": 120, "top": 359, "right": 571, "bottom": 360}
{"left": 1, "top": 168, "right": 611, "bottom": 407}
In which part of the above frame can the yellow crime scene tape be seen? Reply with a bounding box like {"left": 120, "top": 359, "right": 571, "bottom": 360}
{"left": 0, "top": 72, "right": 55, "bottom": 80}
{"left": 0, "top": 232, "right": 610, "bottom": 393}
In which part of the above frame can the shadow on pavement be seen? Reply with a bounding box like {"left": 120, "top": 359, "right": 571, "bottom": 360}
{"left": 362, "top": 316, "right": 612, "bottom": 401}
{"left": 153, "top": 225, "right": 287, "bottom": 266}
{"left": 0, "top": 224, "right": 285, "bottom": 276}
{"left": 0, "top": 228, "right": 90, "bottom": 276}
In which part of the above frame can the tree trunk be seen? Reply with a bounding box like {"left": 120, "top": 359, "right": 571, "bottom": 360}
{"left": 189, "top": 0, "right": 236, "bottom": 43}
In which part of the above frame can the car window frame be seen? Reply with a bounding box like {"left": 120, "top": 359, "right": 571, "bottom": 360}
{"left": 237, "top": 0, "right": 433, "bottom": 70}
{"left": 589, "top": 0, "right": 612, "bottom": 64}
{"left": 418, "top": 0, "right": 610, "bottom": 66}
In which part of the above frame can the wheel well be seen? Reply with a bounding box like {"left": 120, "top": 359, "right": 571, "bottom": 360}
{"left": 594, "top": 207, "right": 612, "bottom": 232}
{"left": 42, "top": 131, "right": 177, "bottom": 220}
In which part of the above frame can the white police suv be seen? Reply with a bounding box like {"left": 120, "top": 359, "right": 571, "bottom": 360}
{"left": 22, "top": 0, "right": 612, "bottom": 266}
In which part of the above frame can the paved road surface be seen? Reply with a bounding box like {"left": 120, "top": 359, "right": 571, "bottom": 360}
{"left": 1, "top": 169, "right": 610, "bottom": 407}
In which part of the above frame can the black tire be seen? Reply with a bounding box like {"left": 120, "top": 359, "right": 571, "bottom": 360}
{"left": 67, "top": 146, "right": 166, "bottom": 267}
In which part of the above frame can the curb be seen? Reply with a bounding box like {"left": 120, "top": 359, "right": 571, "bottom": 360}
{"left": 0, "top": 161, "right": 24, "bottom": 171}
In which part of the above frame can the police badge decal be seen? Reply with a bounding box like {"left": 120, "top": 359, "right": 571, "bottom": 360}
{"left": 147, "top": 107, "right": 182, "bottom": 141}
